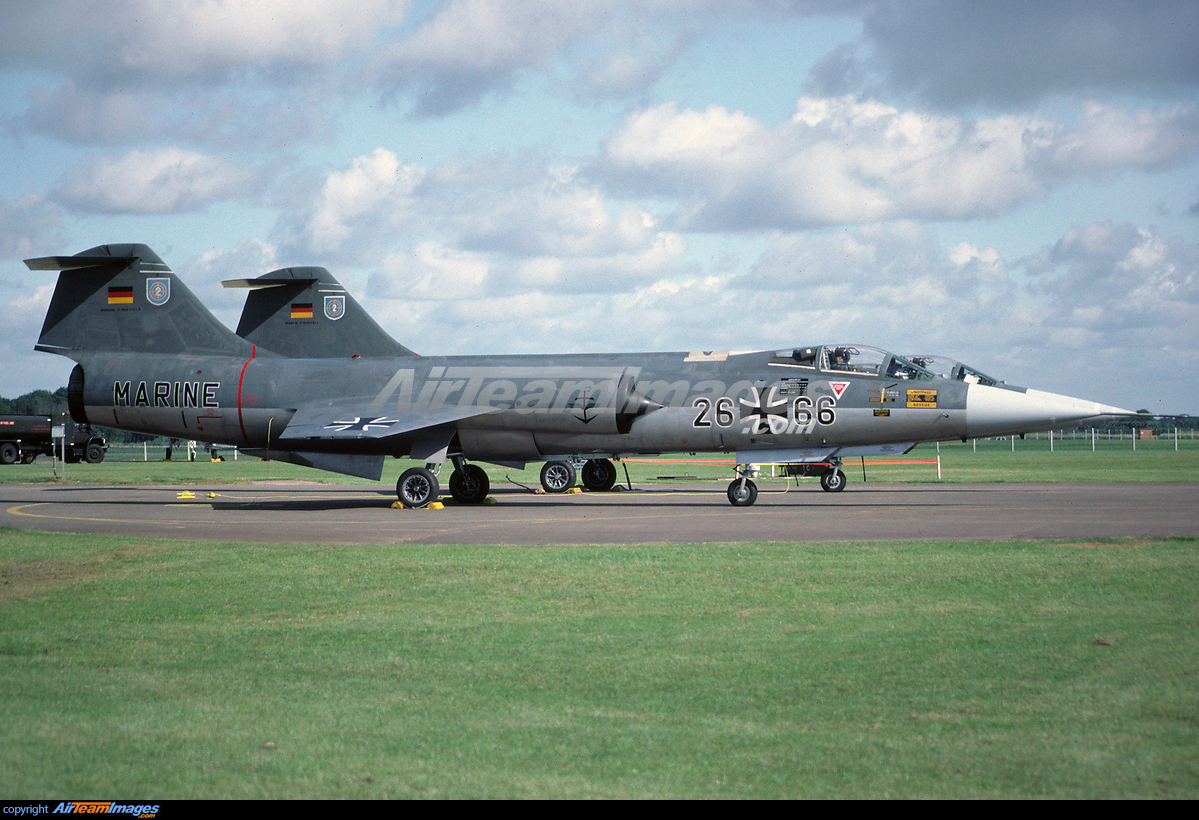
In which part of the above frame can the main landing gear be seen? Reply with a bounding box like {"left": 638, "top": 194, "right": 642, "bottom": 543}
{"left": 449, "top": 462, "right": 490, "bottom": 504}
{"left": 540, "top": 460, "right": 576, "bottom": 493}
{"left": 396, "top": 457, "right": 621, "bottom": 506}
{"left": 396, "top": 466, "right": 440, "bottom": 508}
{"left": 540, "top": 458, "right": 619, "bottom": 493}
{"left": 400, "top": 457, "right": 492, "bottom": 506}
{"left": 580, "top": 458, "right": 618, "bottom": 492}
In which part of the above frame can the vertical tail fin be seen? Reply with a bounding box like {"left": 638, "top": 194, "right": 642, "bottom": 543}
{"left": 223, "top": 266, "right": 416, "bottom": 358}
{"left": 27, "top": 244, "right": 254, "bottom": 359}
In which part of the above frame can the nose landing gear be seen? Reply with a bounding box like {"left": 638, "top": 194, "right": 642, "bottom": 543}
{"left": 727, "top": 467, "right": 758, "bottom": 506}
{"left": 819, "top": 467, "right": 846, "bottom": 492}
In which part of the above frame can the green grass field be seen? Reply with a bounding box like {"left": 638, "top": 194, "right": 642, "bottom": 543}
{"left": 2, "top": 440, "right": 1197, "bottom": 798}
{"left": 1, "top": 530, "right": 1196, "bottom": 798}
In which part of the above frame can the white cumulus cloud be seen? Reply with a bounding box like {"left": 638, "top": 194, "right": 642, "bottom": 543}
{"left": 297, "top": 148, "right": 427, "bottom": 257}
{"left": 56, "top": 147, "right": 255, "bottom": 214}
{"left": 600, "top": 97, "right": 1199, "bottom": 230}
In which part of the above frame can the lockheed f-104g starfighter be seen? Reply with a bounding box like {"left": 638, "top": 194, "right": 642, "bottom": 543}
{"left": 28, "top": 244, "right": 1138, "bottom": 506}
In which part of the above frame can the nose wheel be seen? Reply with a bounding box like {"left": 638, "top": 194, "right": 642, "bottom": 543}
{"left": 727, "top": 471, "right": 758, "bottom": 506}
{"left": 820, "top": 468, "right": 846, "bottom": 492}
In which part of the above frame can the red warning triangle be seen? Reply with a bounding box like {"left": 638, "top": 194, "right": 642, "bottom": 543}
{"left": 829, "top": 381, "right": 850, "bottom": 399}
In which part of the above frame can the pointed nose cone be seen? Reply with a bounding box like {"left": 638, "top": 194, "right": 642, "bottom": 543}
{"left": 966, "top": 384, "right": 1138, "bottom": 439}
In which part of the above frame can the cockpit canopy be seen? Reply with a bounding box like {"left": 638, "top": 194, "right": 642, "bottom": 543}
{"left": 906, "top": 355, "right": 1001, "bottom": 386}
{"left": 770, "top": 345, "right": 935, "bottom": 380}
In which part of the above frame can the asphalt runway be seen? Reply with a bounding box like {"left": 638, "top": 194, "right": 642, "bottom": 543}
{"left": 2, "top": 480, "right": 1197, "bottom": 544}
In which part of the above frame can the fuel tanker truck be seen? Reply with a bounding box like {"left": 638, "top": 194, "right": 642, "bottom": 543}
{"left": 0, "top": 414, "right": 107, "bottom": 464}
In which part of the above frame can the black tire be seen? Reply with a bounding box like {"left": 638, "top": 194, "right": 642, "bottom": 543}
{"left": 397, "top": 467, "right": 440, "bottom": 507}
{"left": 580, "top": 458, "right": 618, "bottom": 491}
{"left": 540, "top": 461, "right": 576, "bottom": 493}
{"left": 819, "top": 469, "right": 846, "bottom": 492}
{"left": 0, "top": 443, "right": 18, "bottom": 465}
{"left": 448, "top": 464, "right": 490, "bottom": 504}
{"left": 84, "top": 443, "right": 105, "bottom": 464}
{"left": 727, "top": 478, "right": 758, "bottom": 506}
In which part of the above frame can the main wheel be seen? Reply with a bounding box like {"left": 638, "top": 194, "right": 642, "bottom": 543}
{"left": 84, "top": 443, "right": 105, "bottom": 464}
{"left": 448, "top": 464, "right": 490, "bottom": 504}
{"left": 0, "top": 443, "right": 18, "bottom": 465}
{"left": 580, "top": 458, "right": 618, "bottom": 491}
{"left": 540, "top": 461, "right": 576, "bottom": 493}
{"left": 397, "top": 467, "right": 440, "bottom": 507}
{"left": 819, "top": 469, "right": 846, "bottom": 492}
{"left": 727, "top": 478, "right": 758, "bottom": 506}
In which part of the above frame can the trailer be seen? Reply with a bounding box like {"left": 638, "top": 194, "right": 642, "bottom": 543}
{"left": 0, "top": 414, "right": 107, "bottom": 464}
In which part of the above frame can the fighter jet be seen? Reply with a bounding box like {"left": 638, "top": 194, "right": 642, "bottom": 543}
{"left": 28, "top": 244, "right": 1140, "bottom": 507}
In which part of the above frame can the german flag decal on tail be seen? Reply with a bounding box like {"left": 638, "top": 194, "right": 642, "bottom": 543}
{"left": 108, "top": 286, "right": 133, "bottom": 304}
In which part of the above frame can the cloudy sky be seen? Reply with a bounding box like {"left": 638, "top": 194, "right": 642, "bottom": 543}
{"left": 2, "top": 0, "right": 1196, "bottom": 413}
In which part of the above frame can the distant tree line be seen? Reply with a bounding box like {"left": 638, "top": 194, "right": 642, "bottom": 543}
{"left": 0, "top": 387, "right": 69, "bottom": 416}
{"left": 1094, "top": 413, "right": 1197, "bottom": 434}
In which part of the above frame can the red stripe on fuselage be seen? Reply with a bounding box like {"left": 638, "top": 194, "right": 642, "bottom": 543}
{"left": 237, "top": 345, "right": 256, "bottom": 445}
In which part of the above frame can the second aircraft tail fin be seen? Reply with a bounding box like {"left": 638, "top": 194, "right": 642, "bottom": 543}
{"left": 224, "top": 267, "right": 416, "bottom": 358}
